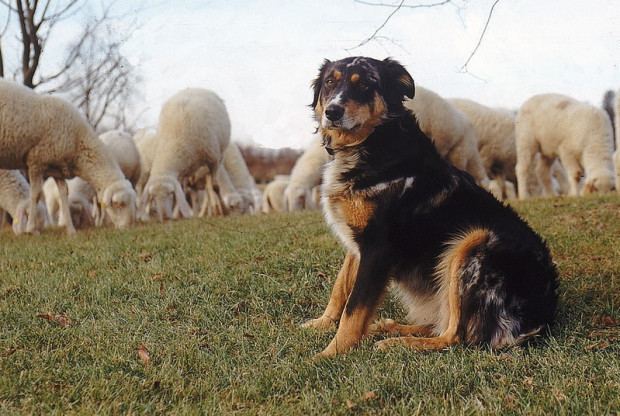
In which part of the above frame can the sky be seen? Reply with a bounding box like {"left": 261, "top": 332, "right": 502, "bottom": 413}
{"left": 2, "top": 0, "right": 620, "bottom": 149}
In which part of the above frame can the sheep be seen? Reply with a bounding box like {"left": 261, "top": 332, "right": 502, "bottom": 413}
{"left": 261, "top": 176, "right": 289, "bottom": 214}
{"left": 515, "top": 93, "right": 616, "bottom": 198}
{"left": 284, "top": 135, "right": 330, "bottom": 211}
{"left": 448, "top": 98, "right": 517, "bottom": 199}
{"left": 0, "top": 80, "right": 136, "bottom": 234}
{"left": 142, "top": 88, "right": 230, "bottom": 222}
{"left": 615, "top": 90, "right": 620, "bottom": 190}
{"left": 43, "top": 177, "right": 96, "bottom": 230}
{"left": 0, "top": 169, "right": 48, "bottom": 235}
{"left": 99, "top": 130, "right": 141, "bottom": 186}
{"left": 404, "top": 86, "right": 489, "bottom": 187}
{"left": 222, "top": 142, "right": 261, "bottom": 214}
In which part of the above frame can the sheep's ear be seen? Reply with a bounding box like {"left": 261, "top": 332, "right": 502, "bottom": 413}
{"left": 311, "top": 59, "right": 331, "bottom": 109}
{"left": 381, "top": 58, "right": 415, "bottom": 112}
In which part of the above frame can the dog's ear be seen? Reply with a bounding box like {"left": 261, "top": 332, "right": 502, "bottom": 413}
{"left": 381, "top": 58, "right": 415, "bottom": 111}
{"left": 311, "top": 59, "right": 331, "bottom": 109}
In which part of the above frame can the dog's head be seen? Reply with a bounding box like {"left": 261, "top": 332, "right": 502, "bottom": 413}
{"left": 311, "top": 57, "right": 415, "bottom": 152}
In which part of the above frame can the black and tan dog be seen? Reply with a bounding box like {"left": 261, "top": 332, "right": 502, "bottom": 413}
{"left": 302, "top": 57, "right": 558, "bottom": 357}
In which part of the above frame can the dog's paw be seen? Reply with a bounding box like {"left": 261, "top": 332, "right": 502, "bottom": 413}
{"left": 301, "top": 316, "right": 336, "bottom": 331}
{"left": 374, "top": 338, "right": 399, "bottom": 351}
{"left": 368, "top": 318, "right": 396, "bottom": 334}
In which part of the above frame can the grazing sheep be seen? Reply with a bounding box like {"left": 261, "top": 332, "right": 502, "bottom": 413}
{"left": 0, "top": 80, "right": 136, "bottom": 234}
{"left": 515, "top": 93, "right": 616, "bottom": 198}
{"left": 99, "top": 130, "right": 141, "bottom": 186}
{"left": 0, "top": 169, "right": 48, "bottom": 235}
{"left": 43, "top": 177, "right": 96, "bottom": 230}
{"left": 142, "top": 88, "right": 230, "bottom": 221}
{"left": 404, "top": 86, "right": 489, "bottom": 187}
{"left": 262, "top": 176, "right": 289, "bottom": 213}
{"left": 284, "top": 135, "right": 330, "bottom": 211}
{"left": 449, "top": 98, "right": 516, "bottom": 199}
{"left": 223, "top": 142, "right": 261, "bottom": 214}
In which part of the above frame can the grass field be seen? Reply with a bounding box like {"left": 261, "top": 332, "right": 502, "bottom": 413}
{"left": 1, "top": 195, "right": 619, "bottom": 414}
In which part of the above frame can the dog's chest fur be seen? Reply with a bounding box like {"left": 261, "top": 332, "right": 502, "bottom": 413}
{"left": 322, "top": 155, "right": 371, "bottom": 255}
{"left": 322, "top": 152, "right": 408, "bottom": 255}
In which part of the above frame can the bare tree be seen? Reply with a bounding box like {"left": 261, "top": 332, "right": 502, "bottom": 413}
{"left": 0, "top": 0, "right": 143, "bottom": 131}
{"left": 349, "top": 0, "right": 502, "bottom": 71}
{"left": 52, "top": 20, "right": 142, "bottom": 132}
{"left": 0, "top": 0, "right": 85, "bottom": 88}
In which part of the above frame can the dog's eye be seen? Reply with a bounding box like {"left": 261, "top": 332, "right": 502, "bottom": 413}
{"left": 325, "top": 78, "right": 335, "bottom": 87}
{"left": 358, "top": 82, "right": 369, "bottom": 91}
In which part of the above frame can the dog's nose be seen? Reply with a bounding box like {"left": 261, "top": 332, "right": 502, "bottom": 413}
{"left": 325, "top": 105, "right": 344, "bottom": 121}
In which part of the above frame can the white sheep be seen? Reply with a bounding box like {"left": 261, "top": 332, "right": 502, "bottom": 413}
{"left": 222, "top": 142, "right": 261, "bottom": 214}
{"left": 99, "top": 130, "right": 141, "bottom": 186}
{"left": 615, "top": 89, "right": 620, "bottom": 190}
{"left": 0, "top": 80, "right": 136, "bottom": 234}
{"left": 449, "top": 98, "right": 517, "bottom": 199}
{"left": 0, "top": 169, "right": 47, "bottom": 235}
{"left": 284, "top": 135, "right": 330, "bottom": 211}
{"left": 515, "top": 93, "right": 616, "bottom": 198}
{"left": 262, "top": 176, "right": 289, "bottom": 214}
{"left": 142, "top": 88, "right": 230, "bottom": 221}
{"left": 404, "top": 87, "right": 489, "bottom": 187}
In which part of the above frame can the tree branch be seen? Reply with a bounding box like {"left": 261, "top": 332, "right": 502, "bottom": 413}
{"left": 459, "top": 0, "right": 501, "bottom": 72}
{"left": 353, "top": 0, "right": 452, "bottom": 9}
{"left": 346, "top": 0, "right": 406, "bottom": 51}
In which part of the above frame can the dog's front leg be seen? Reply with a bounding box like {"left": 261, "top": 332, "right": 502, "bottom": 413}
{"left": 317, "top": 248, "right": 390, "bottom": 357}
{"left": 302, "top": 251, "right": 359, "bottom": 330}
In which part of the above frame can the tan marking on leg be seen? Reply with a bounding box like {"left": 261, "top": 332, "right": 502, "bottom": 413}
{"left": 369, "top": 318, "right": 434, "bottom": 337}
{"left": 376, "top": 229, "right": 490, "bottom": 352}
{"left": 318, "top": 302, "right": 377, "bottom": 357}
{"left": 302, "top": 252, "right": 359, "bottom": 330}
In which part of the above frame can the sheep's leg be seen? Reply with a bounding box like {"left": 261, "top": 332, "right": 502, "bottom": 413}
{"left": 205, "top": 174, "right": 223, "bottom": 216}
{"left": 558, "top": 150, "right": 583, "bottom": 196}
{"left": 197, "top": 190, "right": 209, "bottom": 217}
{"left": 534, "top": 155, "right": 556, "bottom": 197}
{"left": 25, "top": 168, "right": 43, "bottom": 235}
{"left": 515, "top": 148, "right": 535, "bottom": 200}
{"left": 55, "top": 179, "right": 76, "bottom": 235}
{"left": 465, "top": 151, "right": 490, "bottom": 188}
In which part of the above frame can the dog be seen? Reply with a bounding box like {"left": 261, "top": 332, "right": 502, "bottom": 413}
{"left": 301, "top": 57, "right": 559, "bottom": 357}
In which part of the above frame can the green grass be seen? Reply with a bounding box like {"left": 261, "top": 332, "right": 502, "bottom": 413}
{"left": 1, "top": 195, "right": 619, "bottom": 415}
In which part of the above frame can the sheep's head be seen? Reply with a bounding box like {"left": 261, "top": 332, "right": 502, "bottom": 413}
{"left": 222, "top": 192, "right": 245, "bottom": 215}
{"left": 142, "top": 176, "right": 192, "bottom": 222}
{"left": 12, "top": 200, "right": 47, "bottom": 235}
{"left": 102, "top": 179, "right": 137, "bottom": 229}
{"left": 583, "top": 171, "right": 616, "bottom": 195}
